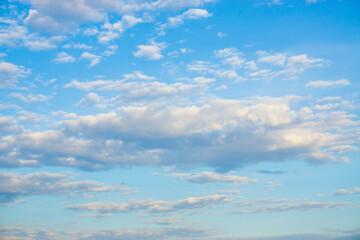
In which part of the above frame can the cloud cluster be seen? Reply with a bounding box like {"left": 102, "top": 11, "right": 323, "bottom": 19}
{"left": 0, "top": 95, "right": 358, "bottom": 171}
{"left": 0, "top": 226, "right": 213, "bottom": 240}
{"left": 0, "top": 171, "right": 135, "bottom": 203}
{"left": 235, "top": 201, "right": 350, "bottom": 214}
{"left": 188, "top": 49, "right": 330, "bottom": 83}
{"left": 66, "top": 194, "right": 228, "bottom": 214}
{"left": 0, "top": 61, "right": 30, "bottom": 88}
{"left": 134, "top": 40, "right": 167, "bottom": 60}
{"left": 0, "top": 18, "right": 66, "bottom": 50}
{"left": 164, "top": 171, "right": 257, "bottom": 184}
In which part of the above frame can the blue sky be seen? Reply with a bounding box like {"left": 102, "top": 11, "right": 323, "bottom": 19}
{"left": 0, "top": 0, "right": 360, "bottom": 239}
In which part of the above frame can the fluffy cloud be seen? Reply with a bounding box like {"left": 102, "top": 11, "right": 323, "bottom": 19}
{"left": 76, "top": 92, "right": 108, "bottom": 109}
{"left": 80, "top": 52, "right": 102, "bottom": 66}
{"left": 134, "top": 40, "right": 166, "bottom": 60}
{"left": 53, "top": 52, "right": 76, "bottom": 63}
{"left": 0, "top": 116, "right": 23, "bottom": 135}
{"left": 0, "top": 61, "right": 30, "bottom": 88}
{"left": 66, "top": 194, "right": 228, "bottom": 214}
{"left": 65, "top": 79, "right": 206, "bottom": 102}
{"left": 191, "top": 49, "right": 328, "bottom": 82}
{"left": 0, "top": 96, "right": 357, "bottom": 171}
{"left": 9, "top": 92, "right": 51, "bottom": 103}
{"left": 0, "top": 171, "right": 135, "bottom": 203}
{"left": 165, "top": 8, "right": 212, "bottom": 28}
{"left": 258, "top": 53, "right": 286, "bottom": 66}
{"left": 306, "top": 79, "right": 351, "bottom": 87}
{"left": 0, "top": 18, "right": 66, "bottom": 50}
{"left": 98, "top": 16, "right": 143, "bottom": 44}
{"left": 164, "top": 171, "right": 257, "bottom": 184}
{"left": 124, "top": 71, "right": 155, "bottom": 80}
{"left": 19, "top": 0, "right": 215, "bottom": 35}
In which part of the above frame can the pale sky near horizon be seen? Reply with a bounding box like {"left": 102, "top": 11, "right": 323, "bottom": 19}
{"left": 0, "top": 0, "right": 360, "bottom": 239}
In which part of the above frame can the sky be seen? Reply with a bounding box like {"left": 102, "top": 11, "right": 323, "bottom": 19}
{"left": 0, "top": 0, "right": 360, "bottom": 239}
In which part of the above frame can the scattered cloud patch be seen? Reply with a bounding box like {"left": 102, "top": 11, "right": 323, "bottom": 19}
{"left": 306, "top": 79, "right": 350, "bottom": 88}
{"left": 164, "top": 171, "right": 257, "bottom": 184}
{"left": 53, "top": 52, "right": 76, "bottom": 63}
{"left": 80, "top": 52, "right": 101, "bottom": 67}
{"left": 134, "top": 40, "right": 166, "bottom": 60}
{"left": 0, "top": 171, "right": 135, "bottom": 203}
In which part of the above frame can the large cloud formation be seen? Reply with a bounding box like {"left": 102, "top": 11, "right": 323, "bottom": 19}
{"left": 0, "top": 96, "right": 358, "bottom": 171}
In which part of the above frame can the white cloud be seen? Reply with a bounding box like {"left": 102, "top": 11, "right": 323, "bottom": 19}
{"left": 0, "top": 116, "right": 22, "bottom": 135}
{"left": 318, "top": 187, "right": 360, "bottom": 197}
{"left": 193, "top": 76, "right": 216, "bottom": 84}
{"left": 64, "top": 79, "right": 110, "bottom": 91}
{"left": 215, "top": 48, "right": 245, "bottom": 68}
{"left": 134, "top": 40, "right": 166, "bottom": 60}
{"left": 124, "top": 71, "right": 155, "bottom": 80}
{"left": 98, "top": 15, "right": 143, "bottom": 44}
{"left": 217, "top": 32, "right": 226, "bottom": 38}
{"left": 0, "top": 18, "right": 65, "bottom": 50}
{"left": 306, "top": 79, "right": 351, "bottom": 88}
{"left": 306, "top": 0, "right": 326, "bottom": 4}
{"left": 0, "top": 61, "right": 30, "bottom": 88}
{"left": 76, "top": 92, "right": 108, "bottom": 109}
{"left": 9, "top": 92, "right": 51, "bottom": 103}
{"left": 258, "top": 53, "right": 286, "bottom": 66}
{"left": 53, "top": 52, "right": 76, "bottom": 63}
{"left": 80, "top": 52, "right": 102, "bottom": 66}
{"left": 159, "top": 8, "right": 212, "bottom": 32}
{"left": 63, "top": 43, "right": 93, "bottom": 50}
{"left": 235, "top": 201, "right": 350, "bottom": 214}
{"left": 66, "top": 194, "right": 228, "bottom": 214}
{"left": 0, "top": 171, "right": 135, "bottom": 203}
{"left": 187, "top": 60, "right": 217, "bottom": 72}
{"left": 103, "top": 44, "right": 118, "bottom": 56}
{"left": 0, "top": 226, "right": 213, "bottom": 240}
{"left": 164, "top": 171, "right": 257, "bottom": 184}
{"left": 24, "top": 9, "right": 75, "bottom": 33}
{"left": 0, "top": 96, "right": 358, "bottom": 171}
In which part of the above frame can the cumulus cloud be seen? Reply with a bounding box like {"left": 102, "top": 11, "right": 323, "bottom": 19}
{"left": 0, "top": 61, "right": 30, "bottom": 88}
{"left": 19, "top": 0, "right": 216, "bottom": 34}
{"left": 193, "top": 76, "right": 216, "bottom": 84}
{"left": 124, "top": 71, "right": 155, "bottom": 80}
{"left": 0, "top": 171, "right": 135, "bottom": 203}
{"left": 66, "top": 194, "right": 228, "bottom": 214}
{"left": 65, "top": 79, "right": 206, "bottom": 102}
{"left": 163, "top": 8, "right": 212, "bottom": 29}
{"left": 80, "top": 52, "right": 102, "bottom": 66}
{"left": 98, "top": 15, "right": 143, "bottom": 44}
{"left": 164, "top": 171, "right": 257, "bottom": 184}
{"left": 258, "top": 53, "right": 286, "bottom": 66}
{"left": 9, "top": 92, "right": 51, "bottom": 103}
{"left": 76, "top": 92, "right": 108, "bottom": 109}
{"left": 0, "top": 96, "right": 357, "bottom": 171}
{"left": 134, "top": 40, "right": 166, "bottom": 60}
{"left": 53, "top": 52, "right": 76, "bottom": 63}
{"left": 215, "top": 48, "right": 245, "bottom": 68}
{"left": 0, "top": 18, "right": 66, "bottom": 50}
{"left": 0, "top": 116, "right": 23, "bottom": 135}
{"left": 306, "top": 79, "right": 351, "bottom": 88}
